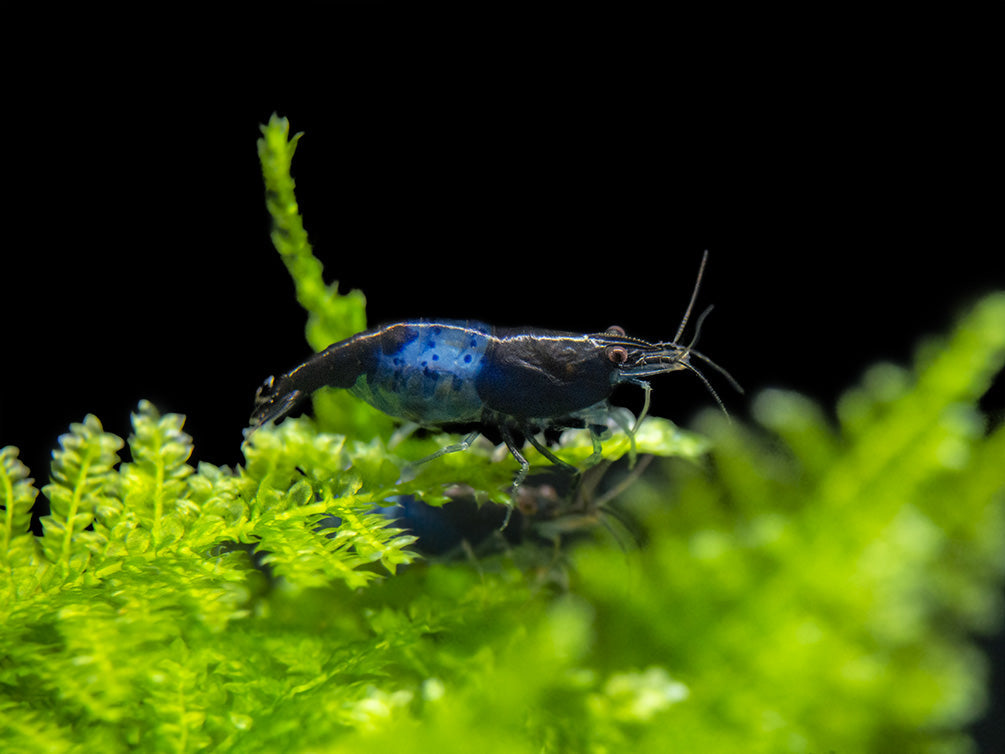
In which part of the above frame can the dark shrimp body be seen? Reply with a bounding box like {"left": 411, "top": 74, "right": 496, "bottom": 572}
{"left": 249, "top": 321, "right": 688, "bottom": 433}
{"left": 248, "top": 253, "right": 739, "bottom": 496}
{"left": 250, "top": 320, "right": 657, "bottom": 429}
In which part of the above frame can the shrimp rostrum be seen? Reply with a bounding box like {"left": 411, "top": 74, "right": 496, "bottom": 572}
{"left": 247, "top": 252, "right": 739, "bottom": 495}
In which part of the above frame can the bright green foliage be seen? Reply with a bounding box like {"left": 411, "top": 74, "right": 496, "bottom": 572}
{"left": 1, "top": 446, "right": 40, "bottom": 597}
{"left": 258, "top": 114, "right": 384, "bottom": 441}
{"left": 1, "top": 447, "right": 36, "bottom": 552}
{"left": 38, "top": 414, "right": 124, "bottom": 583}
{"left": 1, "top": 116, "right": 1002, "bottom": 753}
{"left": 257, "top": 115, "right": 367, "bottom": 351}
{"left": 568, "top": 291, "right": 1005, "bottom": 753}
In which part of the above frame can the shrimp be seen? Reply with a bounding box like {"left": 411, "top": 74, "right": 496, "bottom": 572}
{"left": 247, "top": 251, "right": 740, "bottom": 496}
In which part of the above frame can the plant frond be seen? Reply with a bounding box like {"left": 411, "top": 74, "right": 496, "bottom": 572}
{"left": 1, "top": 446, "right": 39, "bottom": 563}
{"left": 116, "top": 400, "right": 197, "bottom": 551}
{"left": 39, "top": 415, "right": 124, "bottom": 582}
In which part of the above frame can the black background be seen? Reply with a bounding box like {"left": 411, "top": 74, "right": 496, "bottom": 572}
{"left": 1, "top": 11, "right": 1001, "bottom": 748}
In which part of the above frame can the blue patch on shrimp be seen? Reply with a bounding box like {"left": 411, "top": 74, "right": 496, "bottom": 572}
{"left": 350, "top": 321, "right": 491, "bottom": 424}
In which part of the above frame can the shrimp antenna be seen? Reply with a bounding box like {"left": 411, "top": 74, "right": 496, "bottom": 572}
{"left": 673, "top": 249, "right": 709, "bottom": 344}
{"left": 685, "top": 297, "right": 745, "bottom": 397}
{"left": 681, "top": 360, "right": 731, "bottom": 419}
{"left": 627, "top": 251, "right": 716, "bottom": 434}
{"left": 669, "top": 253, "right": 745, "bottom": 419}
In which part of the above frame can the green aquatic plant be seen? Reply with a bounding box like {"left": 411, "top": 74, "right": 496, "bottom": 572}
{"left": 1, "top": 115, "right": 1002, "bottom": 753}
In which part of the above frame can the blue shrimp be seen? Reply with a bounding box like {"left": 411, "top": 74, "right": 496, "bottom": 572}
{"left": 369, "top": 455, "right": 655, "bottom": 557}
{"left": 247, "top": 252, "right": 740, "bottom": 498}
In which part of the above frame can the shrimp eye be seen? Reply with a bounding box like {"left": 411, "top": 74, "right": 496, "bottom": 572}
{"left": 606, "top": 346, "right": 629, "bottom": 365}
{"left": 605, "top": 325, "right": 626, "bottom": 336}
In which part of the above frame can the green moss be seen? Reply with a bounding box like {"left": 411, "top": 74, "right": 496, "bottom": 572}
{"left": 1, "top": 114, "right": 1002, "bottom": 753}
